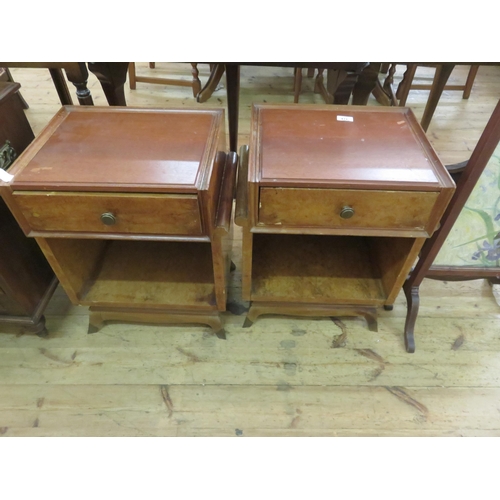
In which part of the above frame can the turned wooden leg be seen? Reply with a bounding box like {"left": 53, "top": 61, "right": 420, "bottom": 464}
{"left": 191, "top": 63, "right": 201, "bottom": 98}
{"left": 403, "top": 284, "right": 420, "bottom": 353}
{"left": 63, "top": 63, "right": 94, "bottom": 106}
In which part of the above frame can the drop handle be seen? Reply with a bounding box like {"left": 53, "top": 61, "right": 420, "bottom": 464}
{"left": 340, "top": 206, "right": 355, "bottom": 219}
{"left": 100, "top": 212, "right": 117, "bottom": 225}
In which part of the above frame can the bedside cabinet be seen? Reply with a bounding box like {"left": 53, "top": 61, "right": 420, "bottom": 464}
{"left": 1, "top": 106, "right": 237, "bottom": 336}
{"left": 235, "top": 104, "right": 455, "bottom": 336}
{"left": 0, "top": 82, "right": 57, "bottom": 336}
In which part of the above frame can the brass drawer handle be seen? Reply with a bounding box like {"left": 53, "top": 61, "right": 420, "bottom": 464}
{"left": 100, "top": 212, "right": 117, "bottom": 225}
{"left": 340, "top": 206, "right": 355, "bottom": 219}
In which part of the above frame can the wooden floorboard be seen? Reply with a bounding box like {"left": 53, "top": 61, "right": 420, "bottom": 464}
{"left": 2, "top": 63, "right": 500, "bottom": 436}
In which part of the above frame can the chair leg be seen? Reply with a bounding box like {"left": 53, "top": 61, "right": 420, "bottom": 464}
{"left": 191, "top": 63, "right": 201, "bottom": 97}
{"left": 463, "top": 65, "right": 479, "bottom": 99}
{"left": 293, "top": 67, "right": 302, "bottom": 103}
{"left": 128, "top": 62, "right": 136, "bottom": 90}
{"left": 396, "top": 64, "right": 417, "bottom": 106}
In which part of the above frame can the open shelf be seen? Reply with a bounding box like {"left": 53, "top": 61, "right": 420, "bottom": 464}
{"left": 45, "top": 239, "right": 217, "bottom": 310}
{"left": 251, "top": 234, "right": 394, "bottom": 305}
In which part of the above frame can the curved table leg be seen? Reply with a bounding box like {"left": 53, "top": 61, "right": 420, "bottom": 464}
{"left": 196, "top": 64, "right": 225, "bottom": 103}
{"left": 403, "top": 283, "right": 420, "bottom": 353}
{"left": 87, "top": 62, "right": 129, "bottom": 106}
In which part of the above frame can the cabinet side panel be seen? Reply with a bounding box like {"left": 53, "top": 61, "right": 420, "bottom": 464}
{"left": 369, "top": 237, "right": 426, "bottom": 304}
{"left": 36, "top": 238, "right": 107, "bottom": 304}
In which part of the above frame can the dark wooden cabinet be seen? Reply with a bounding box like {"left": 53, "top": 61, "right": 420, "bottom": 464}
{"left": 0, "top": 82, "right": 57, "bottom": 335}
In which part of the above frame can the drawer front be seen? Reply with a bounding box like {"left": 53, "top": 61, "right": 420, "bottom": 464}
{"left": 13, "top": 191, "right": 203, "bottom": 235}
{"left": 259, "top": 187, "right": 439, "bottom": 232}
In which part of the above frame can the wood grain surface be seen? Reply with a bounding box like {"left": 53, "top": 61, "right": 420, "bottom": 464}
{"left": 1, "top": 63, "right": 499, "bottom": 437}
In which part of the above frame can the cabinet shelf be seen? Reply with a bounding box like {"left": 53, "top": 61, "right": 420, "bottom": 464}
{"left": 251, "top": 234, "right": 415, "bottom": 305}
{"left": 44, "top": 239, "right": 217, "bottom": 310}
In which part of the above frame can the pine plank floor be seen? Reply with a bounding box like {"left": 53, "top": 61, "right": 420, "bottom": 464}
{"left": 2, "top": 63, "right": 500, "bottom": 437}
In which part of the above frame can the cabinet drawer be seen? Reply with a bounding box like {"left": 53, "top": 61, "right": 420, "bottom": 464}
{"left": 258, "top": 187, "right": 439, "bottom": 233}
{"left": 13, "top": 191, "right": 203, "bottom": 235}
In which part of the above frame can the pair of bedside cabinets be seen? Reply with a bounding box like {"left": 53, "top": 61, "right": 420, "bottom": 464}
{"left": 0, "top": 104, "right": 455, "bottom": 349}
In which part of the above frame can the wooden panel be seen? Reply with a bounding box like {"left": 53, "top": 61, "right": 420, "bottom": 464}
{"left": 259, "top": 187, "right": 439, "bottom": 235}
{"left": 13, "top": 191, "right": 203, "bottom": 236}
{"left": 36, "top": 238, "right": 107, "bottom": 303}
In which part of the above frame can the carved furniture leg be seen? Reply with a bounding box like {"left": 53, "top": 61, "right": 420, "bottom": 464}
{"left": 88, "top": 62, "right": 129, "bottom": 106}
{"left": 63, "top": 63, "right": 94, "bottom": 105}
{"left": 403, "top": 284, "right": 419, "bottom": 353}
{"left": 190, "top": 63, "right": 201, "bottom": 97}
{"left": 196, "top": 64, "right": 225, "bottom": 103}
{"left": 243, "top": 302, "right": 379, "bottom": 332}
{"left": 396, "top": 64, "right": 417, "bottom": 105}
{"left": 87, "top": 306, "right": 226, "bottom": 337}
{"left": 382, "top": 64, "right": 398, "bottom": 105}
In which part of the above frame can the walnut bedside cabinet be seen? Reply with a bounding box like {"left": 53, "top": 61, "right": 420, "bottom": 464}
{"left": 0, "top": 82, "right": 57, "bottom": 336}
{"left": 235, "top": 104, "right": 455, "bottom": 346}
{"left": 1, "top": 106, "right": 237, "bottom": 337}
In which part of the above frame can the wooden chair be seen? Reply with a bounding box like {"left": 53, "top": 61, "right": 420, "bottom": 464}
{"left": 403, "top": 99, "right": 500, "bottom": 352}
{"left": 128, "top": 63, "right": 202, "bottom": 98}
{"left": 396, "top": 64, "right": 480, "bottom": 106}
{"left": 293, "top": 66, "right": 366, "bottom": 104}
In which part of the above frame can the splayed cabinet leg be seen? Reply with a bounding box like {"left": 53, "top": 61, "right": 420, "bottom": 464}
{"left": 403, "top": 284, "right": 420, "bottom": 353}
